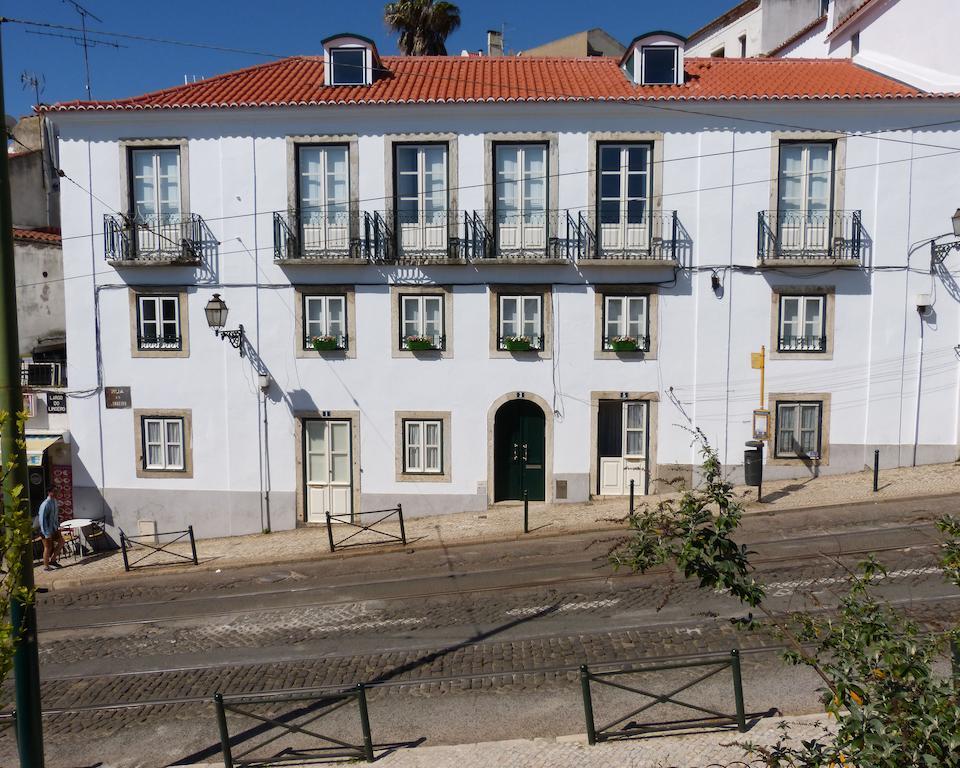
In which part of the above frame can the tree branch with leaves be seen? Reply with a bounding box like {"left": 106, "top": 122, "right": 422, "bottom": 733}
{"left": 384, "top": 0, "right": 461, "bottom": 56}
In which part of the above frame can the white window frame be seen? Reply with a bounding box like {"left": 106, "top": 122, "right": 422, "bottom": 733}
{"left": 641, "top": 46, "right": 678, "bottom": 85}
{"left": 395, "top": 144, "right": 449, "bottom": 256}
{"left": 494, "top": 143, "right": 548, "bottom": 253}
{"left": 775, "top": 402, "right": 822, "bottom": 459}
{"left": 776, "top": 142, "right": 835, "bottom": 254}
{"left": 400, "top": 294, "right": 445, "bottom": 349}
{"left": 329, "top": 47, "right": 368, "bottom": 86}
{"left": 141, "top": 416, "right": 185, "bottom": 471}
{"left": 623, "top": 401, "right": 647, "bottom": 459}
{"left": 778, "top": 294, "right": 826, "bottom": 352}
{"left": 303, "top": 294, "right": 347, "bottom": 349}
{"left": 297, "top": 144, "right": 350, "bottom": 254}
{"left": 597, "top": 143, "right": 652, "bottom": 253}
{"left": 403, "top": 419, "right": 443, "bottom": 474}
{"left": 130, "top": 147, "right": 181, "bottom": 221}
{"left": 137, "top": 295, "right": 181, "bottom": 350}
{"left": 498, "top": 294, "right": 542, "bottom": 349}
{"left": 603, "top": 295, "right": 648, "bottom": 350}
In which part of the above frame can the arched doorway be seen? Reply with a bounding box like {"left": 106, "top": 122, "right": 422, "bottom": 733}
{"left": 493, "top": 399, "right": 546, "bottom": 502}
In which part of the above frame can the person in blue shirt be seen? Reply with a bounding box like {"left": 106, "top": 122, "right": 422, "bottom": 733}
{"left": 38, "top": 490, "right": 63, "bottom": 571}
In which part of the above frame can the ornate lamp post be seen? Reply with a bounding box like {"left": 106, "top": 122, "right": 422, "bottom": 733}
{"left": 204, "top": 293, "right": 245, "bottom": 357}
{"left": 931, "top": 209, "right": 960, "bottom": 263}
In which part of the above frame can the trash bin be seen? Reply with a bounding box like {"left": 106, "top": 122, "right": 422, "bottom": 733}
{"left": 744, "top": 442, "right": 763, "bottom": 487}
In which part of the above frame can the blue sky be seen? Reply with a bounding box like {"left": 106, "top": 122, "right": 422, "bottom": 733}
{"left": 2, "top": 0, "right": 730, "bottom": 117}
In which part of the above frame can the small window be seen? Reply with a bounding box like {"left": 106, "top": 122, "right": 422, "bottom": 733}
{"left": 624, "top": 401, "right": 647, "bottom": 458}
{"left": 641, "top": 46, "right": 678, "bottom": 85}
{"left": 850, "top": 32, "right": 860, "bottom": 56}
{"left": 137, "top": 295, "right": 181, "bottom": 350}
{"left": 738, "top": 34, "right": 747, "bottom": 58}
{"left": 775, "top": 402, "right": 822, "bottom": 459}
{"left": 778, "top": 295, "right": 825, "bottom": 352}
{"left": 304, "top": 294, "right": 347, "bottom": 350}
{"left": 499, "top": 294, "right": 542, "bottom": 349}
{"left": 330, "top": 48, "right": 366, "bottom": 85}
{"left": 400, "top": 294, "right": 444, "bottom": 350}
{"left": 141, "top": 416, "right": 185, "bottom": 471}
{"left": 711, "top": 47, "right": 725, "bottom": 58}
{"left": 603, "top": 295, "right": 648, "bottom": 351}
{"left": 403, "top": 419, "right": 442, "bottom": 474}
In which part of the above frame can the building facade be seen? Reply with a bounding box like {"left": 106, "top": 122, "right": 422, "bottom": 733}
{"left": 46, "top": 33, "right": 960, "bottom": 538}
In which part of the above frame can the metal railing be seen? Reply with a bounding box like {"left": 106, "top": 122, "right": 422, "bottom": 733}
{"left": 137, "top": 334, "right": 183, "bottom": 352}
{"left": 579, "top": 649, "right": 747, "bottom": 744}
{"left": 104, "top": 213, "right": 204, "bottom": 263}
{"left": 20, "top": 361, "right": 66, "bottom": 388}
{"left": 758, "top": 210, "right": 864, "bottom": 262}
{"left": 305, "top": 334, "right": 348, "bottom": 352}
{"left": 777, "top": 334, "right": 827, "bottom": 353}
{"left": 119, "top": 525, "right": 199, "bottom": 572}
{"left": 390, "top": 209, "right": 462, "bottom": 263}
{"left": 498, "top": 334, "right": 544, "bottom": 352}
{"left": 462, "top": 210, "right": 493, "bottom": 260}
{"left": 591, "top": 211, "right": 680, "bottom": 262}
{"left": 601, "top": 335, "right": 651, "bottom": 353}
{"left": 214, "top": 685, "right": 375, "bottom": 766}
{"left": 273, "top": 209, "right": 364, "bottom": 261}
{"left": 326, "top": 505, "right": 407, "bottom": 552}
{"left": 363, "top": 211, "right": 393, "bottom": 263}
{"left": 401, "top": 333, "right": 446, "bottom": 352}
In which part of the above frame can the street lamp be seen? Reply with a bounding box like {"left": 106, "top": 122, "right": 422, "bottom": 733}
{"left": 931, "top": 209, "right": 960, "bottom": 262}
{"left": 204, "top": 293, "right": 245, "bottom": 357}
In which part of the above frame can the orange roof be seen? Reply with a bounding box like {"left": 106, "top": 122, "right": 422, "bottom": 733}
{"left": 13, "top": 228, "right": 61, "bottom": 245}
{"left": 42, "top": 55, "right": 949, "bottom": 113}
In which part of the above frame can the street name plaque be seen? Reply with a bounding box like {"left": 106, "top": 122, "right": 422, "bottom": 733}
{"left": 105, "top": 386, "right": 132, "bottom": 409}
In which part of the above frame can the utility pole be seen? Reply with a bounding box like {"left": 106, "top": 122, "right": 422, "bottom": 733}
{"left": 0, "top": 20, "right": 46, "bottom": 768}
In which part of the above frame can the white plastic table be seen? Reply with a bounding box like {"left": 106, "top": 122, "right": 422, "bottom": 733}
{"left": 59, "top": 518, "right": 95, "bottom": 559}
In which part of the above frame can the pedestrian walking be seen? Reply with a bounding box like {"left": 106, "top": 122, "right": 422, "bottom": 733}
{"left": 38, "top": 490, "right": 63, "bottom": 571}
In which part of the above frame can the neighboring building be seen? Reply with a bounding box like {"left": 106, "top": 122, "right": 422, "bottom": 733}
{"left": 45, "top": 31, "right": 960, "bottom": 539}
{"left": 688, "top": 0, "right": 960, "bottom": 91}
{"left": 521, "top": 28, "right": 625, "bottom": 58}
{"left": 8, "top": 116, "right": 71, "bottom": 519}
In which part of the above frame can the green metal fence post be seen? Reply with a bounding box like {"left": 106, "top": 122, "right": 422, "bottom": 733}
{"left": 579, "top": 665, "right": 597, "bottom": 745}
{"left": 214, "top": 693, "right": 234, "bottom": 768}
{"left": 730, "top": 649, "right": 747, "bottom": 732}
{"left": 120, "top": 531, "right": 130, "bottom": 572}
{"left": 397, "top": 503, "right": 407, "bottom": 545}
{"left": 629, "top": 479, "right": 635, "bottom": 515}
{"left": 523, "top": 490, "right": 529, "bottom": 534}
{"left": 188, "top": 525, "right": 198, "bottom": 565}
{"left": 356, "top": 683, "right": 375, "bottom": 763}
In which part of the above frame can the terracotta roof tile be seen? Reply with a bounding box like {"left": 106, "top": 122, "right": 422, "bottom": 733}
{"left": 12, "top": 228, "right": 61, "bottom": 245}
{"left": 42, "top": 55, "right": 950, "bottom": 113}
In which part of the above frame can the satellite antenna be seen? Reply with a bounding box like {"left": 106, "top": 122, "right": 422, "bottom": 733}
{"left": 62, "top": 0, "right": 103, "bottom": 99}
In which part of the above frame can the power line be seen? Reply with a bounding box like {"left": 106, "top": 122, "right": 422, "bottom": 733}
{"left": 60, "top": 0, "right": 103, "bottom": 99}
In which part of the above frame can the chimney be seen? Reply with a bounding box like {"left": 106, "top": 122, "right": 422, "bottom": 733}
{"left": 487, "top": 29, "right": 504, "bottom": 57}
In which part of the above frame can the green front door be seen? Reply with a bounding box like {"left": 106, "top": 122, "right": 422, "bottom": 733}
{"left": 494, "top": 399, "right": 546, "bottom": 501}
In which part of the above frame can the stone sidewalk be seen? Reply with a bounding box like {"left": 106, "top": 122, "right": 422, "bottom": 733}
{"left": 37, "top": 459, "right": 960, "bottom": 590}
{"left": 184, "top": 714, "right": 832, "bottom": 768}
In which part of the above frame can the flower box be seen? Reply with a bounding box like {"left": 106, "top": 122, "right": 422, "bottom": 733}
{"left": 312, "top": 336, "right": 342, "bottom": 352}
{"left": 503, "top": 336, "right": 532, "bottom": 352}
{"left": 405, "top": 337, "right": 436, "bottom": 351}
{"left": 610, "top": 337, "right": 639, "bottom": 352}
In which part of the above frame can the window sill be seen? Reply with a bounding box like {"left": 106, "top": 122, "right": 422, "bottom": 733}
{"left": 396, "top": 471, "right": 451, "bottom": 483}
{"left": 135, "top": 467, "right": 194, "bottom": 479}
{"left": 768, "top": 349, "right": 833, "bottom": 361}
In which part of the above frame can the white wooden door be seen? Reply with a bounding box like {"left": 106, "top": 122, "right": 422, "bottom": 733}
{"left": 305, "top": 419, "right": 352, "bottom": 523}
{"left": 777, "top": 142, "right": 833, "bottom": 254}
{"left": 598, "top": 401, "right": 648, "bottom": 496}
{"left": 598, "top": 145, "right": 649, "bottom": 255}
{"left": 599, "top": 457, "right": 623, "bottom": 495}
{"left": 298, "top": 145, "right": 350, "bottom": 254}
{"left": 396, "top": 145, "right": 447, "bottom": 257}
{"left": 496, "top": 145, "right": 547, "bottom": 254}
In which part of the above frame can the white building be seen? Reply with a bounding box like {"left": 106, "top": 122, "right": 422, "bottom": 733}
{"left": 45, "top": 31, "right": 960, "bottom": 539}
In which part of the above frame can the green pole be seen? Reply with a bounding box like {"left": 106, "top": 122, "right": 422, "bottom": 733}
{"left": 0, "top": 20, "right": 46, "bottom": 767}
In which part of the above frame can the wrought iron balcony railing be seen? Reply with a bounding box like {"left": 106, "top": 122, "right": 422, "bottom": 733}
{"left": 601, "top": 335, "right": 651, "bottom": 352}
{"left": 560, "top": 211, "right": 680, "bottom": 262}
{"left": 777, "top": 334, "right": 827, "bottom": 353}
{"left": 104, "top": 213, "right": 204, "bottom": 264}
{"left": 137, "top": 334, "right": 183, "bottom": 352}
{"left": 21, "top": 361, "right": 66, "bottom": 388}
{"left": 758, "top": 210, "right": 864, "bottom": 262}
{"left": 273, "top": 209, "right": 365, "bottom": 262}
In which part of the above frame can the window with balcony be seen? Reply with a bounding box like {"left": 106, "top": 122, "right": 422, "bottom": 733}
{"left": 403, "top": 419, "right": 443, "bottom": 474}
{"left": 603, "top": 295, "right": 649, "bottom": 352}
{"left": 395, "top": 144, "right": 449, "bottom": 260}
{"left": 774, "top": 401, "right": 823, "bottom": 460}
{"left": 303, "top": 294, "right": 347, "bottom": 351}
{"left": 598, "top": 144, "right": 651, "bottom": 257}
{"left": 778, "top": 294, "right": 826, "bottom": 352}
{"left": 776, "top": 142, "right": 834, "bottom": 255}
{"left": 498, "top": 294, "right": 542, "bottom": 351}
{"left": 495, "top": 144, "right": 548, "bottom": 257}
{"left": 298, "top": 145, "right": 350, "bottom": 257}
{"left": 141, "top": 416, "right": 185, "bottom": 471}
{"left": 130, "top": 147, "right": 184, "bottom": 256}
{"left": 400, "top": 294, "right": 445, "bottom": 351}
{"left": 136, "top": 294, "right": 181, "bottom": 351}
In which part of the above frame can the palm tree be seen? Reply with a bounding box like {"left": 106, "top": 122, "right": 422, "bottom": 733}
{"left": 384, "top": 0, "right": 462, "bottom": 56}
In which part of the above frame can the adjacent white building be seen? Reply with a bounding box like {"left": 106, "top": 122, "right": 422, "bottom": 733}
{"left": 45, "top": 30, "right": 960, "bottom": 538}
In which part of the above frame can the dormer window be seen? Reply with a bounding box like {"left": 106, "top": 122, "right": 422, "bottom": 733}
{"left": 331, "top": 48, "right": 366, "bottom": 85}
{"left": 621, "top": 31, "right": 686, "bottom": 86}
{"left": 321, "top": 33, "right": 382, "bottom": 87}
{"left": 642, "top": 47, "right": 678, "bottom": 84}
